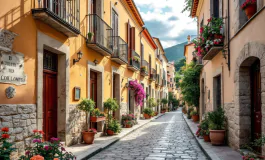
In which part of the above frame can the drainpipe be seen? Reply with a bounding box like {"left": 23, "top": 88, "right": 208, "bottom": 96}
{"left": 227, "top": 0, "right": 231, "bottom": 71}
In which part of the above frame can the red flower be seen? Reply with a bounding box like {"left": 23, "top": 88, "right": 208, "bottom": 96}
{"left": 207, "top": 17, "right": 212, "bottom": 23}
{"left": 38, "top": 130, "right": 45, "bottom": 135}
{"left": 2, "top": 134, "right": 10, "bottom": 139}
{"left": 1, "top": 127, "right": 9, "bottom": 132}
{"left": 33, "top": 129, "right": 38, "bottom": 133}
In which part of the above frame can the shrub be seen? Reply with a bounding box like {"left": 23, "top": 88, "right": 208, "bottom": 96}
{"left": 19, "top": 130, "right": 75, "bottom": 160}
{"left": 76, "top": 98, "right": 95, "bottom": 131}
{"left": 147, "top": 98, "right": 157, "bottom": 108}
{"left": 187, "top": 107, "right": 194, "bottom": 119}
{"left": 0, "top": 127, "right": 16, "bottom": 160}
{"left": 208, "top": 107, "right": 225, "bottom": 130}
{"left": 104, "top": 98, "right": 119, "bottom": 111}
{"left": 143, "top": 107, "right": 154, "bottom": 116}
{"left": 191, "top": 110, "right": 198, "bottom": 116}
{"left": 108, "top": 119, "right": 122, "bottom": 133}
{"left": 199, "top": 117, "right": 210, "bottom": 136}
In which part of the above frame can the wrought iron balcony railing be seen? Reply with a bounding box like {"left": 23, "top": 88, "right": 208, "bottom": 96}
{"left": 111, "top": 36, "right": 128, "bottom": 64}
{"left": 87, "top": 14, "right": 113, "bottom": 56}
{"left": 140, "top": 60, "right": 149, "bottom": 76}
{"left": 32, "top": 0, "right": 80, "bottom": 37}
{"left": 150, "top": 68, "right": 156, "bottom": 81}
{"left": 128, "top": 49, "right": 140, "bottom": 71}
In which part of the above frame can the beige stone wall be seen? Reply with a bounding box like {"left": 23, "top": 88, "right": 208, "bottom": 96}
{"left": 0, "top": 104, "right": 37, "bottom": 158}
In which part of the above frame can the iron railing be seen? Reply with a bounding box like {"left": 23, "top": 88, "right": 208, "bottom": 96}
{"left": 129, "top": 49, "right": 140, "bottom": 70}
{"left": 112, "top": 36, "right": 128, "bottom": 63}
{"left": 36, "top": 0, "right": 80, "bottom": 29}
{"left": 88, "top": 14, "right": 113, "bottom": 52}
{"left": 141, "top": 60, "right": 149, "bottom": 75}
{"left": 150, "top": 68, "right": 156, "bottom": 80}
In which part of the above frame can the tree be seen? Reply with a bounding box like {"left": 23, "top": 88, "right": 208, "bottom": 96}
{"left": 180, "top": 62, "right": 202, "bottom": 107}
{"left": 174, "top": 58, "right": 186, "bottom": 72}
{"left": 182, "top": 0, "right": 193, "bottom": 13}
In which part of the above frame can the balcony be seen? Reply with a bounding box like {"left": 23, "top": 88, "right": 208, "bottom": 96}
{"left": 194, "top": 56, "right": 203, "bottom": 67}
{"left": 128, "top": 50, "right": 140, "bottom": 71}
{"left": 149, "top": 68, "right": 156, "bottom": 81}
{"left": 203, "top": 45, "right": 223, "bottom": 60}
{"left": 32, "top": 0, "right": 80, "bottom": 37}
{"left": 111, "top": 36, "right": 128, "bottom": 65}
{"left": 140, "top": 60, "right": 149, "bottom": 76}
{"left": 87, "top": 14, "right": 113, "bottom": 56}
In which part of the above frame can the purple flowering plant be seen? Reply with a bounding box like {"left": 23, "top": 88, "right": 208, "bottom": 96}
{"left": 19, "top": 130, "right": 76, "bottom": 160}
{"left": 129, "top": 80, "right": 146, "bottom": 106}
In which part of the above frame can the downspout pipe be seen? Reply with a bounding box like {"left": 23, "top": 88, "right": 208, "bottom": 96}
{"left": 227, "top": 0, "right": 231, "bottom": 71}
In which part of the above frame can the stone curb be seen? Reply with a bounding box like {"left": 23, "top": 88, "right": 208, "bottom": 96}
{"left": 182, "top": 113, "right": 215, "bottom": 160}
{"left": 81, "top": 113, "right": 166, "bottom": 160}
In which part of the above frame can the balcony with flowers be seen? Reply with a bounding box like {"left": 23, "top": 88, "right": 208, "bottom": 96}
{"left": 193, "top": 17, "right": 224, "bottom": 61}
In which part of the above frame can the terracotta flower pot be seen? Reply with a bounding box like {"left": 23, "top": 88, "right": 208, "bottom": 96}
{"left": 244, "top": 4, "right": 257, "bottom": 19}
{"left": 203, "top": 135, "right": 211, "bottom": 142}
{"left": 144, "top": 113, "right": 151, "bottom": 119}
{"left": 209, "top": 130, "right": 225, "bottom": 145}
{"left": 107, "top": 129, "right": 114, "bottom": 136}
{"left": 192, "top": 115, "right": 199, "bottom": 122}
{"left": 82, "top": 131, "right": 96, "bottom": 144}
{"left": 126, "top": 124, "right": 132, "bottom": 128}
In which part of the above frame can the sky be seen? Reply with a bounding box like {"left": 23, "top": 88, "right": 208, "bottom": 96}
{"left": 134, "top": 0, "right": 197, "bottom": 49}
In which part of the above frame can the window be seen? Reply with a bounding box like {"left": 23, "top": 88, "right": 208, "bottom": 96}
{"left": 112, "top": 9, "right": 118, "bottom": 37}
{"left": 214, "top": 75, "right": 222, "bottom": 109}
{"left": 213, "top": 0, "right": 219, "bottom": 18}
{"left": 170, "top": 78, "right": 172, "bottom": 82}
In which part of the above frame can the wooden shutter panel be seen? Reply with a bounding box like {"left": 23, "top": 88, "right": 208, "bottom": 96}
{"left": 127, "top": 20, "right": 131, "bottom": 59}
{"left": 130, "top": 27, "right": 135, "bottom": 50}
{"left": 219, "top": 0, "right": 223, "bottom": 18}
{"left": 210, "top": 0, "right": 214, "bottom": 17}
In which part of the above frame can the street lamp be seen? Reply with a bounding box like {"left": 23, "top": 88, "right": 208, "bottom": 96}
{"left": 73, "top": 51, "right": 83, "bottom": 65}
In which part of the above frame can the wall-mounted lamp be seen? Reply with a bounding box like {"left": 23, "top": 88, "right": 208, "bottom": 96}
{"left": 73, "top": 51, "right": 83, "bottom": 65}
{"left": 114, "top": 2, "right": 118, "bottom": 5}
{"left": 93, "top": 59, "right": 99, "bottom": 66}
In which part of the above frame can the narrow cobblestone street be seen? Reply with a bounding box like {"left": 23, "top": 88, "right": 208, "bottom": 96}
{"left": 88, "top": 110, "right": 207, "bottom": 160}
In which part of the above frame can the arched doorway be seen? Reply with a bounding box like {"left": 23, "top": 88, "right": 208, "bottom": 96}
{"left": 237, "top": 57, "right": 261, "bottom": 151}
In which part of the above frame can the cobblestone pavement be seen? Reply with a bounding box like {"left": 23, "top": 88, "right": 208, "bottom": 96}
{"left": 88, "top": 110, "right": 207, "bottom": 160}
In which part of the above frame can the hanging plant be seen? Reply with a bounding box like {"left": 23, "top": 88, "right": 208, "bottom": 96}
{"left": 129, "top": 80, "right": 146, "bottom": 107}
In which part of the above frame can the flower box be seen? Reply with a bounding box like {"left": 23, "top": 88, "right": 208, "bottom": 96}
{"left": 90, "top": 116, "right": 106, "bottom": 122}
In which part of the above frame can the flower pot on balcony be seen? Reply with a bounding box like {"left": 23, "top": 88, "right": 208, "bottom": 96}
{"left": 192, "top": 115, "right": 199, "bottom": 122}
{"left": 244, "top": 4, "right": 257, "bottom": 19}
{"left": 90, "top": 116, "right": 106, "bottom": 122}
{"left": 82, "top": 131, "right": 96, "bottom": 144}
{"left": 203, "top": 135, "right": 211, "bottom": 142}
{"left": 107, "top": 129, "right": 114, "bottom": 136}
{"left": 209, "top": 130, "right": 225, "bottom": 145}
{"left": 144, "top": 114, "right": 151, "bottom": 119}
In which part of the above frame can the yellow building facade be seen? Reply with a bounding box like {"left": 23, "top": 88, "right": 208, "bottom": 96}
{"left": 0, "top": 0, "right": 167, "bottom": 157}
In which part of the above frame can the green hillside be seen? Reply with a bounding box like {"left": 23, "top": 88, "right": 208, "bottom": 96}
{"left": 165, "top": 41, "right": 187, "bottom": 62}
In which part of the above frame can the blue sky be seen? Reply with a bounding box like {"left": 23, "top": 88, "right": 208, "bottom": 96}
{"left": 134, "top": 0, "right": 197, "bottom": 48}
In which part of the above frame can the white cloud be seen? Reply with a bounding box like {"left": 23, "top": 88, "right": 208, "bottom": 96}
{"left": 134, "top": 0, "right": 197, "bottom": 48}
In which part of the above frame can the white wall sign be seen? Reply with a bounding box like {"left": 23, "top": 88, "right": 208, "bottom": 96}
{"left": 0, "top": 51, "right": 27, "bottom": 85}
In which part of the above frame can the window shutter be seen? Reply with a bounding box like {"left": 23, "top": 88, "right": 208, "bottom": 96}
{"left": 130, "top": 27, "right": 135, "bottom": 50}
{"left": 219, "top": 0, "right": 223, "bottom": 18}
{"left": 210, "top": 0, "right": 214, "bottom": 17}
{"left": 127, "top": 20, "right": 131, "bottom": 59}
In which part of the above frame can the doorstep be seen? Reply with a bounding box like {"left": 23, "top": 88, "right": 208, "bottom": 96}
{"left": 65, "top": 113, "right": 165, "bottom": 160}
{"left": 183, "top": 114, "right": 242, "bottom": 160}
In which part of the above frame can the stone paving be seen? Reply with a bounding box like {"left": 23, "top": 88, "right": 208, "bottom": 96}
{"left": 88, "top": 110, "right": 207, "bottom": 160}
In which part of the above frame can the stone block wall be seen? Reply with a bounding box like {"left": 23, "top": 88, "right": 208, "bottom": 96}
{"left": 66, "top": 104, "right": 86, "bottom": 146}
{"left": 0, "top": 104, "right": 37, "bottom": 159}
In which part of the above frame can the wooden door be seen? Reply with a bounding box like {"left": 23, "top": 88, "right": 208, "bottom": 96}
{"left": 43, "top": 51, "right": 58, "bottom": 141}
{"left": 90, "top": 71, "right": 97, "bottom": 129}
{"left": 113, "top": 75, "right": 116, "bottom": 117}
{"left": 216, "top": 76, "right": 221, "bottom": 108}
{"left": 251, "top": 60, "right": 262, "bottom": 146}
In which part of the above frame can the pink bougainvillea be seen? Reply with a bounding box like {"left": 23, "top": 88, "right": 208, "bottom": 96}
{"left": 129, "top": 80, "right": 146, "bottom": 107}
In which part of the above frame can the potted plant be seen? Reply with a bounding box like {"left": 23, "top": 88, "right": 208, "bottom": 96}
{"left": 191, "top": 110, "right": 199, "bottom": 122}
{"left": 161, "top": 98, "right": 168, "bottom": 112}
{"left": 147, "top": 98, "right": 157, "bottom": 108}
{"left": 125, "top": 121, "right": 133, "bottom": 128}
{"left": 90, "top": 108, "right": 106, "bottom": 122}
{"left": 182, "top": 107, "right": 187, "bottom": 114}
{"left": 133, "top": 56, "right": 140, "bottom": 62}
{"left": 208, "top": 107, "right": 226, "bottom": 145}
{"left": 87, "top": 32, "right": 94, "bottom": 42}
{"left": 107, "top": 119, "right": 121, "bottom": 136}
{"left": 104, "top": 98, "right": 120, "bottom": 135}
{"left": 241, "top": 0, "right": 257, "bottom": 19}
{"left": 141, "top": 66, "right": 147, "bottom": 73}
{"left": 76, "top": 98, "right": 95, "bottom": 144}
{"left": 199, "top": 118, "right": 210, "bottom": 142}
{"left": 143, "top": 107, "right": 153, "bottom": 119}
{"left": 187, "top": 107, "right": 194, "bottom": 119}
{"left": 83, "top": 128, "right": 97, "bottom": 144}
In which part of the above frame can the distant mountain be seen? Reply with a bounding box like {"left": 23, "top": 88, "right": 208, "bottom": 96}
{"left": 165, "top": 41, "right": 187, "bottom": 62}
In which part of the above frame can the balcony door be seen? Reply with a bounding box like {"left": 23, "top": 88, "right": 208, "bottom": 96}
{"left": 112, "top": 9, "right": 119, "bottom": 55}
{"left": 90, "top": 0, "right": 96, "bottom": 14}
{"left": 90, "top": 71, "right": 98, "bottom": 129}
